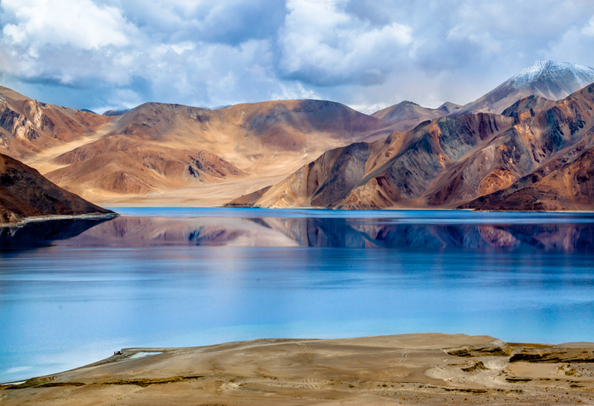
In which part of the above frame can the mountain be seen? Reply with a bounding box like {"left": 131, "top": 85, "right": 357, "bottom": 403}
{"left": 0, "top": 153, "right": 113, "bottom": 224}
{"left": 460, "top": 60, "right": 594, "bottom": 114}
{"left": 501, "top": 95, "right": 556, "bottom": 123}
{"left": 372, "top": 61, "right": 594, "bottom": 129}
{"left": 0, "top": 86, "right": 114, "bottom": 160}
{"left": 371, "top": 101, "right": 463, "bottom": 131}
{"left": 231, "top": 113, "right": 515, "bottom": 208}
{"left": 103, "top": 109, "right": 129, "bottom": 116}
{"left": 232, "top": 81, "right": 594, "bottom": 211}
{"left": 0, "top": 88, "right": 395, "bottom": 204}
{"left": 4, "top": 60, "right": 593, "bottom": 209}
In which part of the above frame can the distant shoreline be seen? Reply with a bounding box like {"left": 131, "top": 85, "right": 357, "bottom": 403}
{"left": 0, "top": 212, "right": 119, "bottom": 228}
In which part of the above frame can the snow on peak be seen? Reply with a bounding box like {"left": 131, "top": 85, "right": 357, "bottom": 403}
{"left": 508, "top": 60, "right": 594, "bottom": 89}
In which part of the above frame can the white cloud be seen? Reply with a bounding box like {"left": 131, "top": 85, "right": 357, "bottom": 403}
{"left": 2, "top": 0, "right": 134, "bottom": 50}
{"left": 278, "top": 0, "right": 413, "bottom": 85}
{"left": 2, "top": 0, "right": 594, "bottom": 114}
{"left": 582, "top": 15, "right": 594, "bottom": 36}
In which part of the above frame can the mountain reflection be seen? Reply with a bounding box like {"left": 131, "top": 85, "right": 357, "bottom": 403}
{"left": 0, "top": 218, "right": 113, "bottom": 252}
{"left": 13, "top": 215, "right": 590, "bottom": 252}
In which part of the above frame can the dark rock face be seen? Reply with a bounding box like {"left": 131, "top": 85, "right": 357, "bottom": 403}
{"left": 510, "top": 348, "right": 594, "bottom": 363}
{"left": 188, "top": 150, "right": 246, "bottom": 180}
{"left": 0, "top": 153, "right": 113, "bottom": 224}
{"left": 310, "top": 143, "right": 371, "bottom": 207}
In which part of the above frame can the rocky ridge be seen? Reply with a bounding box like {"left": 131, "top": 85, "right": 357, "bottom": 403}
{"left": 234, "top": 81, "right": 594, "bottom": 211}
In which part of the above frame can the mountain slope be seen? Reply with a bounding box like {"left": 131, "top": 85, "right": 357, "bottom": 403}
{"left": 371, "top": 101, "right": 462, "bottom": 131}
{"left": 235, "top": 81, "right": 594, "bottom": 211}
{"left": 0, "top": 86, "right": 114, "bottom": 160}
{"left": 501, "top": 95, "right": 557, "bottom": 123}
{"left": 460, "top": 60, "right": 594, "bottom": 114}
{"left": 0, "top": 153, "right": 113, "bottom": 223}
{"left": 0, "top": 90, "right": 396, "bottom": 202}
{"left": 234, "top": 113, "right": 515, "bottom": 208}
{"left": 372, "top": 61, "right": 594, "bottom": 131}
{"left": 458, "top": 83, "right": 594, "bottom": 211}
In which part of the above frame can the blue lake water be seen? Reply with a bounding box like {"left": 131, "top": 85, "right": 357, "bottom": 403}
{"left": 1, "top": 208, "right": 594, "bottom": 382}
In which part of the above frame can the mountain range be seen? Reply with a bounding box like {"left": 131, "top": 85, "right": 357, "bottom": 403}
{"left": 230, "top": 61, "right": 594, "bottom": 211}
{"left": 2, "top": 60, "right": 594, "bottom": 212}
{"left": 0, "top": 89, "right": 396, "bottom": 205}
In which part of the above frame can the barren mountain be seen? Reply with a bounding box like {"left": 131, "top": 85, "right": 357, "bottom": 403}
{"left": 501, "top": 95, "right": 556, "bottom": 123}
{"left": 372, "top": 61, "right": 594, "bottom": 129}
{"left": 0, "top": 86, "right": 114, "bottom": 160}
{"left": 233, "top": 113, "right": 515, "bottom": 208}
{"left": 0, "top": 88, "right": 395, "bottom": 203}
{"left": 460, "top": 60, "right": 594, "bottom": 114}
{"left": 0, "top": 153, "right": 113, "bottom": 224}
{"left": 234, "top": 81, "right": 594, "bottom": 211}
{"left": 371, "top": 101, "right": 463, "bottom": 131}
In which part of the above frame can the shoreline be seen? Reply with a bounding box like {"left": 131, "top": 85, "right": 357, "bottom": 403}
{"left": 3, "top": 333, "right": 594, "bottom": 405}
{"left": 0, "top": 212, "right": 119, "bottom": 228}
{"left": 110, "top": 205, "right": 594, "bottom": 215}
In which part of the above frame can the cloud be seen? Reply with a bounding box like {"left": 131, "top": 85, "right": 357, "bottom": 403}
{"left": 2, "top": 0, "right": 135, "bottom": 50}
{"left": 278, "top": 0, "right": 413, "bottom": 86}
{"left": 1, "top": 0, "right": 594, "bottom": 113}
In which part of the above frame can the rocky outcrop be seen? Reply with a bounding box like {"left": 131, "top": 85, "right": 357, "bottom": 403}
{"left": 188, "top": 150, "right": 246, "bottom": 180}
{"left": 0, "top": 153, "right": 113, "bottom": 224}
{"left": 0, "top": 86, "right": 114, "bottom": 159}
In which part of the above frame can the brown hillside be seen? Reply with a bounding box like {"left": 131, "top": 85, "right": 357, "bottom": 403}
{"left": 0, "top": 153, "right": 113, "bottom": 223}
{"left": 236, "top": 82, "right": 594, "bottom": 211}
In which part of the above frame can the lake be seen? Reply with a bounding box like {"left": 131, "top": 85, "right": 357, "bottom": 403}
{"left": 1, "top": 208, "right": 594, "bottom": 383}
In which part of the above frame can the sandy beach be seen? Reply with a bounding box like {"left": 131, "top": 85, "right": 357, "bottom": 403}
{"left": 2, "top": 333, "right": 594, "bottom": 405}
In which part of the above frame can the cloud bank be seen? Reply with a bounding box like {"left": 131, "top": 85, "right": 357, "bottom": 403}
{"left": 1, "top": 0, "right": 594, "bottom": 113}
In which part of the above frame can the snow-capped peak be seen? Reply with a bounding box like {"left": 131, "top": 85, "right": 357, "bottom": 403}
{"left": 508, "top": 60, "right": 594, "bottom": 89}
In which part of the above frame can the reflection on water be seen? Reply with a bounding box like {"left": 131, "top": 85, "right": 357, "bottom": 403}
{"left": 9, "top": 212, "right": 592, "bottom": 252}
{"left": 1, "top": 209, "right": 594, "bottom": 383}
{"left": 0, "top": 218, "right": 112, "bottom": 252}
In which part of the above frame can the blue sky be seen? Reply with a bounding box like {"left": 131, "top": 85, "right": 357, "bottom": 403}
{"left": 1, "top": 0, "right": 594, "bottom": 113}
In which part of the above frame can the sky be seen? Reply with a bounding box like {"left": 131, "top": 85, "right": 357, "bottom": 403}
{"left": 1, "top": 0, "right": 594, "bottom": 114}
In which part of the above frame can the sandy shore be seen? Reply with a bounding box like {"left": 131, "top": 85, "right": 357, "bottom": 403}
{"left": 2, "top": 334, "right": 594, "bottom": 405}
